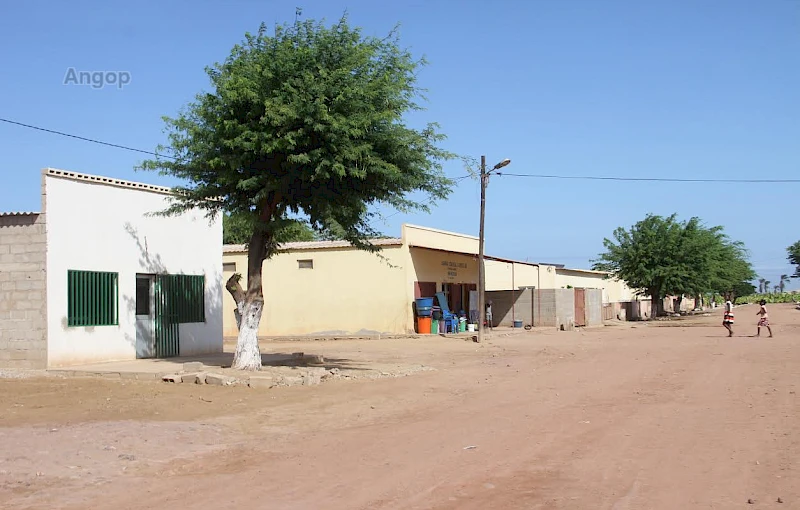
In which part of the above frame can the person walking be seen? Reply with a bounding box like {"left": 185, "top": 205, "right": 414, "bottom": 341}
{"left": 722, "top": 297, "right": 735, "bottom": 337}
{"left": 756, "top": 299, "right": 773, "bottom": 337}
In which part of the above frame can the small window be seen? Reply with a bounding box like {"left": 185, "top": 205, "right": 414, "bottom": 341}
{"left": 223, "top": 262, "right": 236, "bottom": 272}
{"left": 67, "top": 270, "right": 119, "bottom": 327}
{"left": 298, "top": 259, "right": 313, "bottom": 269}
{"left": 135, "top": 277, "right": 151, "bottom": 316}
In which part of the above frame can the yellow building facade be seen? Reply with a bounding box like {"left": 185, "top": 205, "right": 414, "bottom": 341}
{"left": 221, "top": 223, "right": 637, "bottom": 337}
{"left": 221, "top": 224, "right": 482, "bottom": 337}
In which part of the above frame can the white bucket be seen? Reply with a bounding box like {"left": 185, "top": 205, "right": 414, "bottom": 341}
{"left": 467, "top": 324, "right": 475, "bottom": 332}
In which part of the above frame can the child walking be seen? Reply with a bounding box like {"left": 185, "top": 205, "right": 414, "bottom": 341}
{"left": 722, "top": 297, "right": 734, "bottom": 337}
{"left": 757, "top": 299, "right": 773, "bottom": 337}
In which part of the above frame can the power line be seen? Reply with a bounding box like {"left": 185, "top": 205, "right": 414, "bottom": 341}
{"left": 0, "top": 117, "right": 175, "bottom": 159}
{"left": 3, "top": 116, "right": 798, "bottom": 184}
{"left": 496, "top": 172, "right": 800, "bottom": 184}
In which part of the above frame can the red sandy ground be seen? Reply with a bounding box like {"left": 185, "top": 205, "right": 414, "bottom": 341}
{"left": 1, "top": 303, "right": 797, "bottom": 509}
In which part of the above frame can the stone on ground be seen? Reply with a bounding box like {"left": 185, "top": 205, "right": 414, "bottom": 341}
{"left": 205, "top": 373, "right": 235, "bottom": 386}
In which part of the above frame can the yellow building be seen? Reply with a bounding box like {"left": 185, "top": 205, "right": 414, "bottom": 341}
{"left": 221, "top": 223, "right": 638, "bottom": 337}
{"left": 222, "top": 224, "right": 482, "bottom": 337}
{"left": 485, "top": 259, "right": 634, "bottom": 303}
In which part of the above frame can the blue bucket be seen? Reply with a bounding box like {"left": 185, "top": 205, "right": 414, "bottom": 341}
{"left": 415, "top": 298, "right": 434, "bottom": 308}
{"left": 415, "top": 298, "right": 434, "bottom": 317}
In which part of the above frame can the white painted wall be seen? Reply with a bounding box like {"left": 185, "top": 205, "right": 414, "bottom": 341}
{"left": 44, "top": 172, "right": 223, "bottom": 367}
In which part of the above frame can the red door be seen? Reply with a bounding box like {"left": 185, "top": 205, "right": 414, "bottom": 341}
{"left": 414, "top": 281, "right": 437, "bottom": 299}
{"left": 450, "top": 284, "right": 463, "bottom": 314}
{"left": 574, "top": 288, "right": 586, "bottom": 327}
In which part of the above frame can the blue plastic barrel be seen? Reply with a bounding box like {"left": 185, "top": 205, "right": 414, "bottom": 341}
{"left": 415, "top": 298, "right": 434, "bottom": 317}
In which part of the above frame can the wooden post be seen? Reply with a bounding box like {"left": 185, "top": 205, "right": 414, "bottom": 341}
{"left": 478, "top": 155, "right": 486, "bottom": 344}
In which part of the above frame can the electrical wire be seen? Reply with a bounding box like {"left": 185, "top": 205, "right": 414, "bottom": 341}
{"left": 0, "top": 117, "right": 176, "bottom": 159}
{"left": 3, "top": 116, "right": 798, "bottom": 184}
{"left": 495, "top": 172, "right": 800, "bottom": 184}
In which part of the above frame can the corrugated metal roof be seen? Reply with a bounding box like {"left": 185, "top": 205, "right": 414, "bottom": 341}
{"left": 0, "top": 211, "right": 39, "bottom": 217}
{"left": 223, "top": 237, "right": 403, "bottom": 253}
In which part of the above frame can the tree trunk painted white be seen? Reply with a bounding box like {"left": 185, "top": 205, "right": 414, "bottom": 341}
{"left": 233, "top": 302, "right": 243, "bottom": 330}
{"left": 232, "top": 298, "right": 263, "bottom": 371}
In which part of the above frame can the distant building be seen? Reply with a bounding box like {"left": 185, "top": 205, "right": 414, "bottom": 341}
{"left": 0, "top": 168, "right": 223, "bottom": 369}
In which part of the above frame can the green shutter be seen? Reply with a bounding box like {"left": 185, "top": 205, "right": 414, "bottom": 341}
{"left": 67, "top": 270, "right": 119, "bottom": 327}
{"left": 156, "top": 274, "right": 205, "bottom": 324}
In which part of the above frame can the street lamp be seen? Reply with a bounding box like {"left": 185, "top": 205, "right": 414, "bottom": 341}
{"left": 478, "top": 155, "right": 511, "bottom": 344}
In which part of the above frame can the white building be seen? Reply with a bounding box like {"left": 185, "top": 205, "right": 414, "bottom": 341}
{"left": 0, "top": 168, "right": 223, "bottom": 369}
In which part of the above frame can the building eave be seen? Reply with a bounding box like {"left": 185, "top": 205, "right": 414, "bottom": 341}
{"left": 223, "top": 238, "right": 403, "bottom": 254}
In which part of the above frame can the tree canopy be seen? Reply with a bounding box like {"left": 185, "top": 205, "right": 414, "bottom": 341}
{"left": 139, "top": 14, "right": 456, "bottom": 369}
{"left": 592, "top": 214, "right": 755, "bottom": 315}
{"left": 222, "top": 212, "right": 316, "bottom": 245}
{"left": 788, "top": 241, "right": 800, "bottom": 278}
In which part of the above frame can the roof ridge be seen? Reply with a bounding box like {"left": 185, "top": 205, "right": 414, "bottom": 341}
{"left": 43, "top": 167, "right": 174, "bottom": 195}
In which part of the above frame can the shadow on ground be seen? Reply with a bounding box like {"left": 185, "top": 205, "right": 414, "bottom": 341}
{"left": 144, "top": 352, "right": 370, "bottom": 372}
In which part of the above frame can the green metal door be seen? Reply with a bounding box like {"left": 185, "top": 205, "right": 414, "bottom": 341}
{"left": 154, "top": 275, "right": 180, "bottom": 358}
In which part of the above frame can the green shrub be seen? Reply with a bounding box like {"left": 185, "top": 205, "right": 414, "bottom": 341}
{"left": 736, "top": 293, "right": 798, "bottom": 305}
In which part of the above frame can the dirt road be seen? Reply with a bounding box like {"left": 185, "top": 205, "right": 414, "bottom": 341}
{"left": 1, "top": 304, "right": 798, "bottom": 509}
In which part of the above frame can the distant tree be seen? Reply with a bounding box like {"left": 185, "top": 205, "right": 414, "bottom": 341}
{"left": 758, "top": 278, "right": 766, "bottom": 294}
{"left": 593, "top": 213, "right": 755, "bottom": 316}
{"left": 764, "top": 280, "right": 771, "bottom": 294}
{"left": 779, "top": 274, "right": 790, "bottom": 293}
{"left": 788, "top": 241, "right": 800, "bottom": 278}
{"left": 592, "top": 214, "right": 683, "bottom": 316}
{"left": 222, "top": 212, "right": 316, "bottom": 245}
{"left": 139, "top": 15, "right": 455, "bottom": 369}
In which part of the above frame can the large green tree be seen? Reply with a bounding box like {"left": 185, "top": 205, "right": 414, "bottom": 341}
{"left": 140, "top": 15, "right": 455, "bottom": 369}
{"left": 593, "top": 214, "right": 755, "bottom": 315}
{"left": 788, "top": 241, "right": 800, "bottom": 278}
{"left": 222, "top": 212, "right": 316, "bottom": 245}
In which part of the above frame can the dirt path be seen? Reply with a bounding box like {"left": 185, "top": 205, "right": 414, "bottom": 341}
{"left": 1, "top": 304, "right": 797, "bottom": 509}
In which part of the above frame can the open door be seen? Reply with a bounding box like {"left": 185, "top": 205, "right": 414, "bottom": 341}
{"left": 135, "top": 274, "right": 155, "bottom": 358}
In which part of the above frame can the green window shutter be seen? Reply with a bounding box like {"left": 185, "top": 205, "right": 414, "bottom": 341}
{"left": 67, "top": 270, "right": 119, "bottom": 327}
{"left": 161, "top": 274, "right": 205, "bottom": 324}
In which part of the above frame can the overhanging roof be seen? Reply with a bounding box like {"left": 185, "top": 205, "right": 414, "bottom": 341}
{"left": 223, "top": 238, "right": 403, "bottom": 253}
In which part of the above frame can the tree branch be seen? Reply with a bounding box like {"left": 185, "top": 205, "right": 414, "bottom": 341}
{"left": 226, "top": 273, "right": 245, "bottom": 303}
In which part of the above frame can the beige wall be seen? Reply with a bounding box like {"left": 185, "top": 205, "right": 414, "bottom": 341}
{"left": 0, "top": 213, "right": 47, "bottom": 369}
{"left": 223, "top": 245, "right": 409, "bottom": 337}
{"left": 407, "top": 247, "right": 477, "bottom": 286}
{"left": 403, "top": 224, "right": 479, "bottom": 255}
{"left": 485, "top": 260, "right": 542, "bottom": 291}
{"left": 555, "top": 269, "right": 635, "bottom": 303}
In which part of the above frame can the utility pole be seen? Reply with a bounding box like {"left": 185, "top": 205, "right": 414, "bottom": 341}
{"left": 478, "top": 156, "right": 487, "bottom": 344}
{"left": 477, "top": 156, "right": 511, "bottom": 344}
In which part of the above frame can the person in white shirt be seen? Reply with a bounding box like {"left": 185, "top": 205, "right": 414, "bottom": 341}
{"left": 722, "top": 297, "right": 734, "bottom": 337}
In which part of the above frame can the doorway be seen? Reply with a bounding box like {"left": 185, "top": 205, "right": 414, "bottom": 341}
{"left": 574, "top": 288, "right": 587, "bottom": 327}
{"left": 135, "top": 274, "right": 155, "bottom": 358}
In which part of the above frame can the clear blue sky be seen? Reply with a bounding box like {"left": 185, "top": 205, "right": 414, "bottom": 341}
{"left": 1, "top": 0, "right": 798, "bottom": 288}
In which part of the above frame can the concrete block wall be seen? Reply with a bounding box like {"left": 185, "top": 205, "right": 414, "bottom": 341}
{"left": 585, "top": 289, "right": 603, "bottom": 326}
{"left": 0, "top": 214, "right": 47, "bottom": 369}
{"left": 532, "top": 289, "right": 557, "bottom": 327}
{"left": 554, "top": 289, "right": 576, "bottom": 329}
{"left": 486, "top": 288, "right": 533, "bottom": 327}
